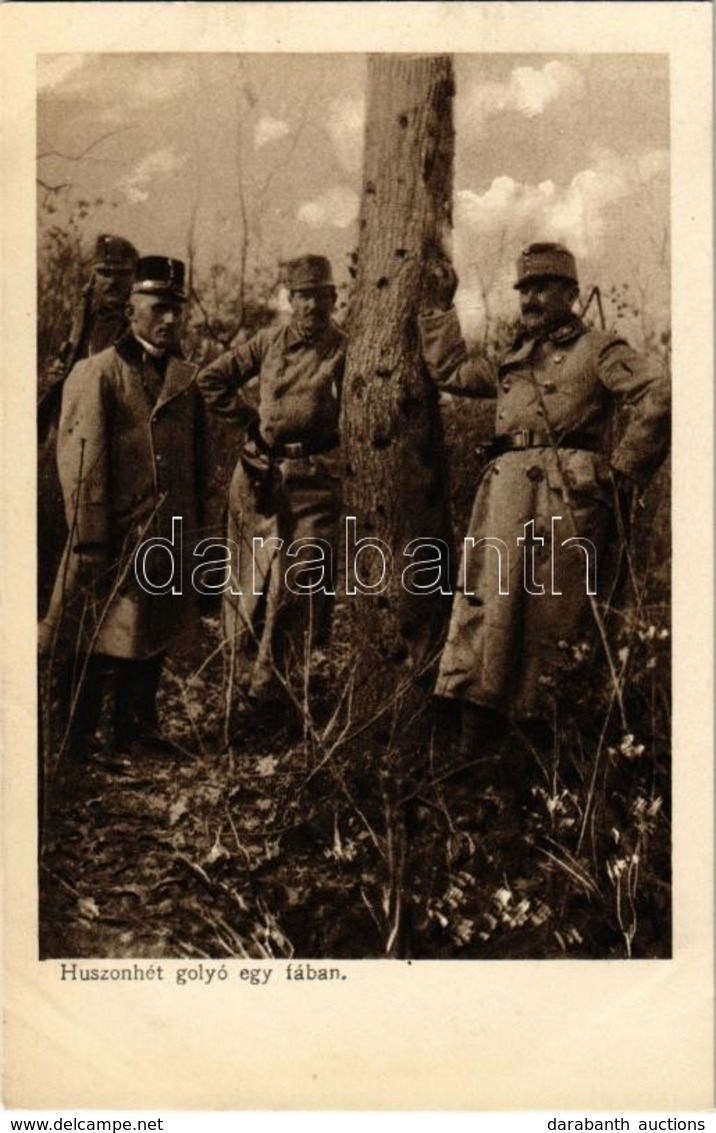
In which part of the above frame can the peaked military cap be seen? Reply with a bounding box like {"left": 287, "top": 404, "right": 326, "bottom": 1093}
{"left": 132, "top": 255, "right": 187, "bottom": 300}
{"left": 285, "top": 254, "right": 335, "bottom": 291}
{"left": 92, "top": 234, "right": 138, "bottom": 270}
{"left": 514, "top": 243, "right": 578, "bottom": 289}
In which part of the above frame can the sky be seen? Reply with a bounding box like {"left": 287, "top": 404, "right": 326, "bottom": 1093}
{"left": 37, "top": 52, "right": 670, "bottom": 340}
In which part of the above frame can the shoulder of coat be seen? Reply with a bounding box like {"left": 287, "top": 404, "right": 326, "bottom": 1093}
{"left": 255, "top": 323, "right": 284, "bottom": 349}
{"left": 581, "top": 326, "right": 632, "bottom": 358}
{"left": 230, "top": 323, "right": 281, "bottom": 362}
{"left": 64, "top": 344, "right": 119, "bottom": 388}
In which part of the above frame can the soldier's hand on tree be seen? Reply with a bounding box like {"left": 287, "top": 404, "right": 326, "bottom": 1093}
{"left": 420, "top": 257, "right": 459, "bottom": 312}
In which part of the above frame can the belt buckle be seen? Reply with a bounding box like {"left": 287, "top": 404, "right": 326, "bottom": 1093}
{"left": 283, "top": 441, "right": 305, "bottom": 459}
{"left": 513, "top": 429, "right": 532, "bottom": 449}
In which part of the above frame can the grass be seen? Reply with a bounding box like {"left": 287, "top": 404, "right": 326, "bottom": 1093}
{"left": 38, "top": 311, "right": 671, "bottom": 961}
{"left": 39, "top": 551, "right": 671, "bottom": 961}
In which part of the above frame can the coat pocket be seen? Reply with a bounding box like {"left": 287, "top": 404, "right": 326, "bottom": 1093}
{"left": 544, "top": 448, "right": 610, "bottom": 505}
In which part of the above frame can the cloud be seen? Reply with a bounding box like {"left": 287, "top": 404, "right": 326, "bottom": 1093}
{"left": 326, "top": 96, "right": 365, "bottom": 174}
{"left": 254, "top": 117, "right": 290, "bottom": 149}
{"left": 297, "top": 185, "right": 359, "bottom": 229}
{"left": 460, "top": 61, "right": 585, "bottom": 134}
{"left": 38, "top": 55, "right": 195, "bottom": 106}
{"left": 118, "top": 147, "right": 187, "bottom": 205}
{"left": 126, "top": 58, "right": 195, "bottom": 105}
{"left": 456, "top": 148, "right": 668, "bottom": 260}
{"left": 453, "top": 147, "right": 669, "bottom": 334}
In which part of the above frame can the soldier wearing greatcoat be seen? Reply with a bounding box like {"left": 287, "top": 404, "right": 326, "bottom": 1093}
{"left": 419, "top": 242, "right": 671, "bottom": 758}
{"left": 41, "top": 256, "right": 210, "bottom": 757}
{"left": 38, "top": 235, "right": 139, "bottom": 610}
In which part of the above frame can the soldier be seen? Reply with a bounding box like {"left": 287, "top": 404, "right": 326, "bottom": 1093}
{"left": 38, "top": 235, "right": 139, "bottom": 614}
{"left": 40, "top": 255, "right": 210, "bottom": 759}
{"left": 419, "top": 242, "right": 671, "bottom": 767}
{"left": 197, "top": 254, "right": 345, "bottom": 714}
{"left": 38, "top": 233, "right": 139, "bottom": 442}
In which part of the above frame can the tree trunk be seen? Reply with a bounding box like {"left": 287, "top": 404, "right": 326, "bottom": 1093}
{"left": 341, "top": 54, "right": 455, "bottom": 734}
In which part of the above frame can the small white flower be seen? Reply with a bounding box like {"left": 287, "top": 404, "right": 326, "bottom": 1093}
{"left": 619, "top": 734, "right": 646, "bottom": 759}
{"left": 494, "top": 887, "right": 512, "bottom": 909}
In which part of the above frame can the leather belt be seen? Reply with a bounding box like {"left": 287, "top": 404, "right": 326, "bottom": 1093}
{"left": 253, "top": 429, "right": 340, "bottom": 461}
{"left": 479, "top": 429, "right": 599, "bottom": 458}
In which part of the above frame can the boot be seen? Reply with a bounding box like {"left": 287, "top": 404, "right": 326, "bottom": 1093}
{"left": 110, "top": 655, "right": 176, "bottom": 754}
{"left": 63, "top": 655, "right": 106, "bottom": 761}
{"left": 451, "top": 703, "right": 505, "bottom": 790}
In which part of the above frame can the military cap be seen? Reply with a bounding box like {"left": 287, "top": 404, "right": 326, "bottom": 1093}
{"left": 132, "top": 255, "right": 187, "bottom": 301}
{"left": 285, "top": 254, "right": 335, "bottom": 292}
{"left": 92, "top": 234, "right": 138, "bottom": 270}
{"left": 514, "top": 243, "right": 578, "bottom": 289}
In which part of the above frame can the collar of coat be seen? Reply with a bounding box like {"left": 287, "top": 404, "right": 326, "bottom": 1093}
{"left": 285, "top": 319, "right": 345, "bottom": 357}
{"left": 115, "top": 332, "right": 198, "bottom": 406}
{"left": 507, "top": 315, "right": 588, "bottom": 363}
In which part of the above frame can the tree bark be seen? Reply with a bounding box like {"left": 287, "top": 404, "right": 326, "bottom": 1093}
{"left": 341, "top": 54, "right": 455, "bottom": 731}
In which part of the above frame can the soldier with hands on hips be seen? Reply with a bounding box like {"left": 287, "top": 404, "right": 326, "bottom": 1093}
{"left": 197, "top": 254, "right": 345, "bottom": 714}
{"left": 419, "top": 242, "right": 671, "bottom": 768}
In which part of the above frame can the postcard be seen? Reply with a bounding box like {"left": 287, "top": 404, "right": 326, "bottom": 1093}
{"left": 2, "top": 1, "right": 713, "bottom": 1111}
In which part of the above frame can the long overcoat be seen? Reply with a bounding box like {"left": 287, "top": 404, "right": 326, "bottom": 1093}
{"left": 37, "top": 305, "right": 128, "bottom": 612}
{"left": 419, "top": 309, "right": 671, "bottom": 720}
{"left": 43, "top": 334, "right": 209, "bottom": 660}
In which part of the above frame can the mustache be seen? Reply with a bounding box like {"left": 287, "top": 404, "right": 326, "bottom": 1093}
{"left": 523, "top": 304, "right": 544, "bottom": 315}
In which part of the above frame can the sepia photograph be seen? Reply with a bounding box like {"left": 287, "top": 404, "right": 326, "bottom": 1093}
{"left": 36, "top": 48, "right": 673, "bottom": 963}
{"left": 3, "top": 0, "right": 713, "bottom": 1113}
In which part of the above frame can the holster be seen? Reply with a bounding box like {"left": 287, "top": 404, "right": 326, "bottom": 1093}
{"left": 239, "top": 440, "right": 277, "bottom": 518}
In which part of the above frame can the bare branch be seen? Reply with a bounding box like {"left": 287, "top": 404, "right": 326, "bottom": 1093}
{"left": 37, "top": 125, "right": 136, "bottom": 164}
{"left": 37, "top": 177, "right": 69, "bottom": 194}
{"left": 256, "top": 79, "right": 323, "bottom": 211}
{"left": 188, "top": 286, "right": 234, "bottom": 351}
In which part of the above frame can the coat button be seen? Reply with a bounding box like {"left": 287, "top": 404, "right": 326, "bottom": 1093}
{"left": 526, "top": 465, "right": 544, "bottom": 482}
{"left": 542, "top": 381, "right": 556, "bottom": 393}
{"left": 553, "top": 354, "right": 564, "bottom": 364}
{"left": 498, "top": 411, "right": 506, "bottom": 419}
{"left": 502, "top": 377, "right": 512, "bottom": 391}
